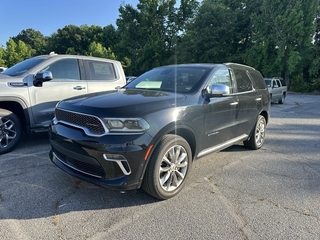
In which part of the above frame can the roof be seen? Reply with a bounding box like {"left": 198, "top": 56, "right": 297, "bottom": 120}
{"left": 32, "top": 52, "right": 121, "bottom": 64}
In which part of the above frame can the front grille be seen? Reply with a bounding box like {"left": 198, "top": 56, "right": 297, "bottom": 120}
{"left": 53, "top": 148, "right": 105, "bottom": 178}
{"left": 55, "top": 108, "right": 105, "bottom": 135}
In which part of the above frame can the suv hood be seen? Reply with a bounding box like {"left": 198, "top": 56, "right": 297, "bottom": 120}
{"left": 57, "top": 89, "right": 187, "bottom": 117}
{"left": 0, "top": 74, "right": 14, "bottom": 80}
{"left": 0, "top": 73, "right": 24, "bottom": 81}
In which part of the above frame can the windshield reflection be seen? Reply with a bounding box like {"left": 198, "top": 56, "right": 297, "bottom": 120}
{"left": 2, "top": 57, "right": 46, "bottom": 76}
{"left": 125, "top": 66, "right": 210, "bottom": 94}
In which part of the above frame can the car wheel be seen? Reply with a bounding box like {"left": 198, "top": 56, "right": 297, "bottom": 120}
{"left": 142, "top": 134, "right": 192, "bottom": 200}
{"left": 278, "top": 94, "right": 285, "bottom": 104}
{"left": 243, "top": 115, "right": 266, "bottom": 150}
{"left": 0, "top": 109, "right": 22, "bottom": 154}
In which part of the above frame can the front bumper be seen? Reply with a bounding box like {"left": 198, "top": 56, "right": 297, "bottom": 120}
{"left": 48, "top": 123, "right": 153, "bottom": 191}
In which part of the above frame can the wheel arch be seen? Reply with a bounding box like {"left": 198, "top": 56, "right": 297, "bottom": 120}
{"left": 149, "top": 122, "right": 197, "bottom": 160}
{"left": 137, "top": 122, "right": 197, "bottom": 189}
{"left": 0, "top": 99, "right": 30, "bottom": 134}
{"left": 167, "top": 126, "right": 197, "bottom": 160}
{"left": 246, "top": 111, "right": 269, "bottom": 143}
{"left": 259, "top": 110, "right": 269, "bottom": 125}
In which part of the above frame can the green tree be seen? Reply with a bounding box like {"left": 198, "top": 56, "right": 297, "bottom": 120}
{"left": 0, "top": 46, "right": 6, "bottom": 66}
{"left": 88, "top": 41, "right": 116, "bottom": 59}
{"left": 101, "top": 25, "right": 118, "bottom": 50}
{"left": 308, "top": 4, "right": 320, "bottom": 91}
{"left": 4, "top": 39, "right": 31, "bottom": 67}
{"left": 47, "top": 24, "right": 118, "bottom": 56}
{"left": 48, "top": 25, "right": 84, "bottom": 54}
{"left": 48, "top": 25, "right": 93, "bottom": 54}
{"left": 14, "top": 28, "right": 47, "bottom": 56}
{"left": 116, "top": 0, "right": 199, "bottom": 75}
{"left": 246, "top": 0, "right": 317, "bottom": 87}
{"left": 179, "top": 0, "right": 252, "bottom": 63}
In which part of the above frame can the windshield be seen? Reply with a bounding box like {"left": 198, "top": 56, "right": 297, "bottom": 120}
{"left": 125, "top": 66, "right": 211, "bottom": 93}
{"left": 2, "top": 57, "right": 46, "bottom": 76}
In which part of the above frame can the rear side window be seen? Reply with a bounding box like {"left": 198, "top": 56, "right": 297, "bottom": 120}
{"left": 233, "top": 69, "right": 253, "bottom": 92}
{"left": 275, "top": 80, "right": 281, "bottom": 87}
{"left": 248, "top": 70, "right": 267, "bottom": 90}
{"left": 279, "top": 78, "right": 286, "bottom": 86}
{"left": 87, "top": 60, "right": 116, "bottom": 80}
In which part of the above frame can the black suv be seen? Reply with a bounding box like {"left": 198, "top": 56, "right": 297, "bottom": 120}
{"left": 49, "top": 63, "right": 270, "bottom": 200}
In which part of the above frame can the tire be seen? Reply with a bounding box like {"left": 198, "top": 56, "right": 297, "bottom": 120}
{"left": 142, "top": 134, "right": 192, "bottom": 200}
{"left": 278, "top": 94, "right": 285, "bottom": 104}
{"left": 0, "top": 109, "right": 22, "bottom": 154}
{"left": 243, "top": 115, "right": 266, "bottom": 150}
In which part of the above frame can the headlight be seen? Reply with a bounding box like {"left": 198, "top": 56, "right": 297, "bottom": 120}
{"left": 102, "top": 118, "right": 149, "bottom": 132}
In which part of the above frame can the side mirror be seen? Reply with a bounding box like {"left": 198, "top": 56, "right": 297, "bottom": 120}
{"left": 33, "top": 71, "right": 53, "bottom": 87}
{"left": 206, "top": 84, "right": 230, "bottom": 99}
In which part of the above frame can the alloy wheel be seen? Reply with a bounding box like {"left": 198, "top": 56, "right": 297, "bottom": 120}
{"left": 159, "top": 145, "right": 188, "bottom": 192}
{"left": 0, "top": 117, "right": 17, "bottom": 149}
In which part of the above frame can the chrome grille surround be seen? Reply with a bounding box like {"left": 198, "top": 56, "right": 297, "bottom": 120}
{"left": 55, "top": 108, "right": 108, "bottom": 137}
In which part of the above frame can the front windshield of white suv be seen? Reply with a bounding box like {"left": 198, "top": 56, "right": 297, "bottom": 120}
{"left": 2, "top": 57, "right": 46, "bottom": 76}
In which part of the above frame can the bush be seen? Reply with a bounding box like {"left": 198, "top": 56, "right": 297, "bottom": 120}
{"left": 290, "top": 74, "right": 309, "bottom": 92}
{"left": 310, "top": 78, "right": 320, "bottom": 92}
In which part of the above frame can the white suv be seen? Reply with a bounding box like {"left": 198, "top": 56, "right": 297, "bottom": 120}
{"left": 0, "top": 53, "right": 126, "bottom": 154}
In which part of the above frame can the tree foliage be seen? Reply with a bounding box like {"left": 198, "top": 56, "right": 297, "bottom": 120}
{"left": 116, "top": 0, "right": 199, "bottom": 75}
{"left": 88, "top": 41, "right": 116, "bottom": 59}
{"left": 310, "top": 16, "right": 320, "bottom": 78}
{"left": 178, "top": 0, "right": 252, "bottom": 63}
{"left": 14, "top": 28, "right": 47, "bottom": 56}
{"left": 246, "top": 0, "right": 317, "bottom": 88}
{"left": 0, "top": 46, "right": 5, "bottom": 66}
{"left": 4, "top": 39, "right": 31, "bottom": 67}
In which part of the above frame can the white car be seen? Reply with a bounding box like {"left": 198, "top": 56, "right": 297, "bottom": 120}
{"left": 0, "top": 67, "right": 7, "bottom": 73}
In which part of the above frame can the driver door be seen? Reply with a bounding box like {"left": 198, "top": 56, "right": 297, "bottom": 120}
{"left": 203, "top": 67, "right": 238, "bottom": 149}
{"left": 30, "top": 58, "right": 88, "bottom": 127}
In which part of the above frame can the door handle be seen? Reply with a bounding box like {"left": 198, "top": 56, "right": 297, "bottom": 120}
{"left": 73, "top": 86, "right": 86, "bottom": 90}
{"left": 230, "top": 102, "right": 238, "bottom": 106}
{"left": 255, "top": 97, "right": 262, "bottom": 101}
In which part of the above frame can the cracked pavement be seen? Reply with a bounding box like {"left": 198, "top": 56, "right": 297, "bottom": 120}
{"left": 0, "top": 93, "right": 320, "bottom": 240}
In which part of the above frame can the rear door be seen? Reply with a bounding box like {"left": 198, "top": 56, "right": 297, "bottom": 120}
{"left": 231, "top": 68, "right": 260, "bottom": 136}
{"left": 30, "top": 58, "right": 88, "bottom": 127}
{"left": 84, "top": 59, "right": 125, "bottom": 93}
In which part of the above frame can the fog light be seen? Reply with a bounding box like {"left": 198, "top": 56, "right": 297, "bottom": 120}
{"left": 103, "top": 154, "right": 131, "bottom": 175}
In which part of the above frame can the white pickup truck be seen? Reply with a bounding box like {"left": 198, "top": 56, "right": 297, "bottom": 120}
{"left": 0, "top": 53, "right": 126, "bottom": 154}
{"left": 264, "top": 77, "right": 287, "bottom": 104}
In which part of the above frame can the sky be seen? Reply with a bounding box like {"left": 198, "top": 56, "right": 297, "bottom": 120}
{"left": 0, "top": 0, "right": 139, "bottom": 47}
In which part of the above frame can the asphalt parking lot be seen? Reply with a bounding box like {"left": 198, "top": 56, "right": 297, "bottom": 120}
{"left": 1, "top": 93, "right": 320, "bottom": 240}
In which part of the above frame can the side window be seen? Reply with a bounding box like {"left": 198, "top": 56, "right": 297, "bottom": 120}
{"left": 248, "top": 70, "right": 266, "bottom": 90}
{"left": 280, "top": 78, "right": 286, "bottom": 86}
{"left": 207, "top": 68, "right": 232, "bottom": 92}
{"left": 41, "top": 59, "right": 80, "bottom": 81}
{"left": 87, "top": 60, "right": 116, "bottom": 80}
{"left": 276, "top": 80, "right": 281, "bottom": 87}
{"left": 233, "top": 69, "right": 253, "bottom": 93}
